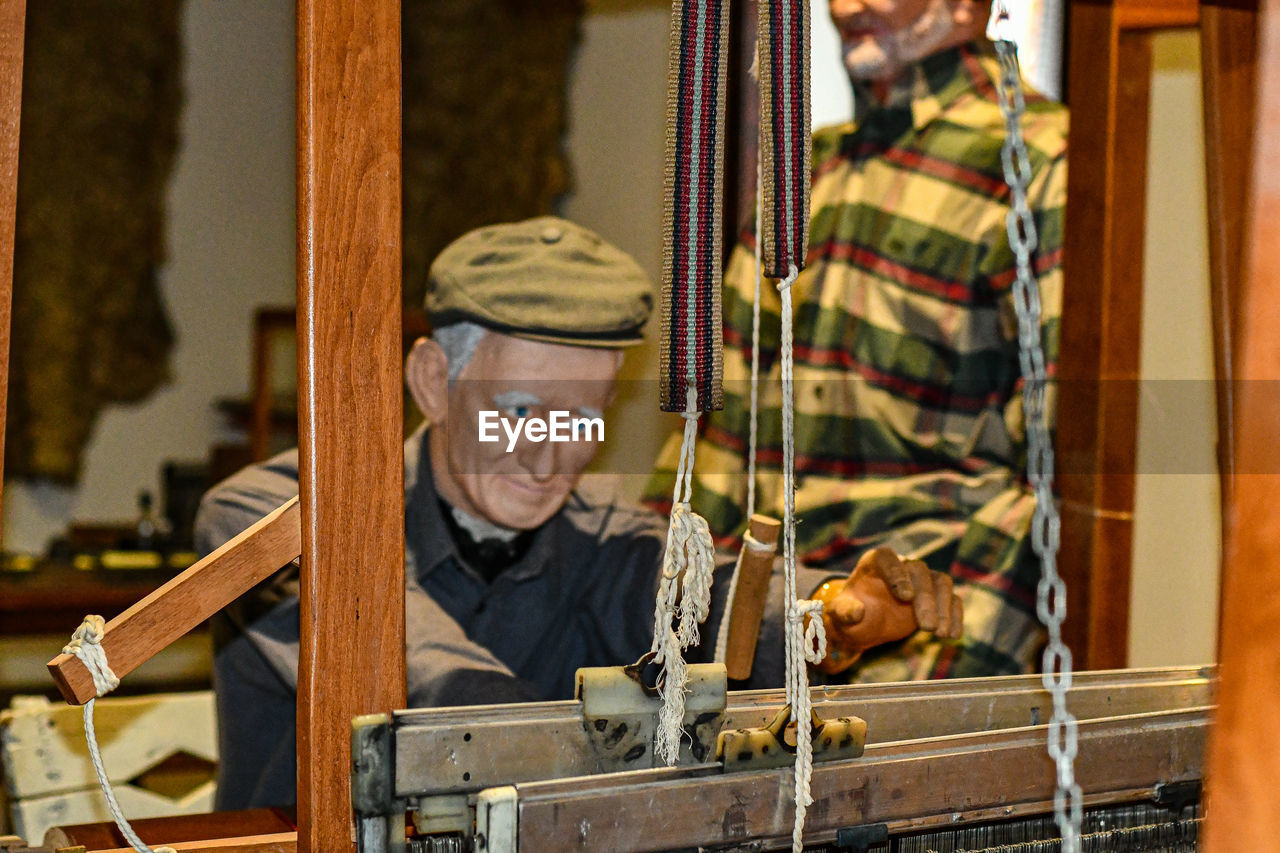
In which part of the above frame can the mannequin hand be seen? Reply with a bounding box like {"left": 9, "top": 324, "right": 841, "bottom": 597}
{"left": 813, "top": 547, "right": 963, "bottom": 674}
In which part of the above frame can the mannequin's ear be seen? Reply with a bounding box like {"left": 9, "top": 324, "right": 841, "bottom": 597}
{"left": 405, "top": 337, "right": 450, "bottom": 424}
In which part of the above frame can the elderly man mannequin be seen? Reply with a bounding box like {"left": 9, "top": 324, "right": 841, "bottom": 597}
{"left": 647, "top": 0, "right": 1068, "bottom": 682}
{"left": 198, "top": 217, "right": 963, "bottom": 810}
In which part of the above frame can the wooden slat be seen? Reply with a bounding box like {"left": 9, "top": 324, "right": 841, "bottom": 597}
{"left": 1204, "top": 0, "right": 1280, "bottom": 847}
{"left": 0, "top": 0, "right": 24, "bottom": 538}
{"left": 96, "top": 832, "right": 297, "bottom": 853}
{"left": 1116, "top": 0, "right": 1202, "bottom": 29}
{"left": 1200, "top": 0, "right": 1259, "bottom": 514}
{"left": 46, "top": 498, "right": 302, "bottom": 705}
{"left": 44, "top": 808, "right": 297, "bottom": 850}
{"left": 294, "top": 0, "right": 406, "bottom": 848}
{"left": 1058, "top": 4, "right": 1154, "bottom": 669}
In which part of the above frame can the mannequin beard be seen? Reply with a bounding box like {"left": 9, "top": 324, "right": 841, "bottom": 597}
{"left": 841, "top": 0, "right": 959, "bottom": 83}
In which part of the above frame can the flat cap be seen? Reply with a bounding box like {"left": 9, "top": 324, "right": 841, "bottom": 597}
{"left": 425, "top": 217, "right": 655, "bottom": 348}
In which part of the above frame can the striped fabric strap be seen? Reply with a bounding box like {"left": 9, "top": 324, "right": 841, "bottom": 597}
{"left": 660, "top": 0, "right": 729, "bottom": 413}
{"left": 757, "top": 0, "right": 811, "bottom": 278}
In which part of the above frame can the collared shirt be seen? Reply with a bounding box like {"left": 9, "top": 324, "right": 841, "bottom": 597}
{"left": 644, "top": 42, "right": 1068, "bottom": 682}
{"left": 198, "top": 427, "right": 820, "bottom": 809}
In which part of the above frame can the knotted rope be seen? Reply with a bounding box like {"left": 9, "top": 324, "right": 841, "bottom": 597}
{"left": 777, "top": 267, "right": 826, "bottom": 853}
{"left": 761, "top": 0, "right": 819, "bottom": 844}
{"left": 62, "top": 617, "right": 176, "bottom": 853}
{"left": 652, "top": 388, "right": 719, "bottom": 765}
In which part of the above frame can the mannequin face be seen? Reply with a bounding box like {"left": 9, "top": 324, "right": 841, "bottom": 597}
{"left": 828, "top": 0, "right": 983, "bottom": 82}
{"left": 408, "top": 331, "right": 622, "bottom": 531}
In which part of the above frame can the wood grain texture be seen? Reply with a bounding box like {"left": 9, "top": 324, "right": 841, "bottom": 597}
{"left": 1116, "top": 0, "right": 1201, "bottom": 28}
{"left": 46, "top": 499, "right": 302, "bottom": 705}
{"left": 295, "top": 0, "right": 406, "bottom": 849}
{"left": 1204, "top": 0, "right": 1280, "bottom": 847}
{"left": 0, "top": 0, "right": 24, "bottom": 539}
{"left": 723, "top": 514, "right": 781, "bottom": 680}
{"left": 1058, "top": 4, "right": 1154, "bottom": 669}
{"left": 95, "top": 833, "right": 297, "bottom": 853}
{"left": 1200, "top": 1, "right": 1258, "bottom": 514}
{"left": 44, "top": 807, "right": 297, "bottom": 850}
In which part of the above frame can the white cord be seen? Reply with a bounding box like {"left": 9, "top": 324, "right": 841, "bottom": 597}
{"left": 715, "top": 164, "right": 768, "bottom": 666}
{"left": 63, "top": 617, "right": 176, "bottom": 853}
{"left": 777, "top": 266, "right": 826, "bottom": 853}
{"left": 652, "top": 386, "right": 718, "bottom": 765}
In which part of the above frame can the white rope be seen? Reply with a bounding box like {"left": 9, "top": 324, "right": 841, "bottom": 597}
{"left": 714, "top": 159, "right": 768, "bottom": 665}
{"left": 652, "top": 385, "right": 718, "bottom": 765}
{"left": 63, "top": 617, "right": 176, "bottom": 853}
{"left": 778, "top": 266, "right": 826, "bottom": 853}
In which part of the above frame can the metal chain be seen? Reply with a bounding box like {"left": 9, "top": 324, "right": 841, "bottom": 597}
{"left": 988, "top": 26, "right": 1084, "bottom": 853}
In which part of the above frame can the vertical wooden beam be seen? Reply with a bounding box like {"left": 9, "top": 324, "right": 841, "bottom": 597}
{"left": 1199, "top": 0, "right": 1258, "bottom": 516}
{"left": 1058, "top": 2, "right": 1154, "bottom": 669}
{"left": 1204, "top": 1, "right": 1280, "bottom": 847}
{"left": 295, "top": 0, "right": 406, "bottom": 849}
{"left": 0, "top": 0, "right": 25, "bottom": 536}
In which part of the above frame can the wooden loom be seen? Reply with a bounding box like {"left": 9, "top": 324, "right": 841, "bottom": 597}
{"left": 0, "top": 0, "right": 1277, "bottom": 850}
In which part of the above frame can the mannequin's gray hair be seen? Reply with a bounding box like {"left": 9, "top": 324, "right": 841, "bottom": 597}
{"left": 433, "top": 321, "right": 488, "bottom": 382}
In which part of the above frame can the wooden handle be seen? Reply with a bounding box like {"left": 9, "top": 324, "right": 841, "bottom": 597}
{"left": 723, "top": 514, "right": 782, "bottom": 680}
{"left": 47, "top": 497, "right": 303, "bottom": 705}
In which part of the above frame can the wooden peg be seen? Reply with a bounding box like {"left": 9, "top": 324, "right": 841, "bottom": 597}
{"left": 723, "top": 514, "right": 782, "bottom": 680}
{"left": 47, "top": 497, "right": 302, "bottom": 705}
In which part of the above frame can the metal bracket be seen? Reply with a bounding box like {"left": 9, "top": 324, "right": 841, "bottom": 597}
{"left": 475, "top": 786, "right": 518, "bottom": 853}
{"left": 353, "top": 713, "right": 408, "bottom": 853}
{"left": 1153, "top": 779, "right": 1202, "bottom": 812}
{"left": 834, "top": 823, "right": 889, "bottom": 852}
{"left": 576, "top": 655, "right": 728, "bottom": 770}
{"left": 716, "top": 705, "right": 866, "bottom": 772}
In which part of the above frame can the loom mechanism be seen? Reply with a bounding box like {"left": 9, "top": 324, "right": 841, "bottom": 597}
{"left": 347, "top": 666, "right": 1209, "bottom": 851}
{"left": 15, "top": 0, "right": 1233, "bottom": 849}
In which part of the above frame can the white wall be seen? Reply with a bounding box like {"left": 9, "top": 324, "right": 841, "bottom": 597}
{"left": 3, "top": 1, "right": 297, "bottom": 553}
{"left": 1129, "top": 30, "right": 1221, "bottom": 667}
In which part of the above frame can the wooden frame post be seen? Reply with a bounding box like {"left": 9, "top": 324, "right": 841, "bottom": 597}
{"left": 0, "top": 0, "right": 24, "bottom": 535}
{"left": 1058, "top": 1, "right": 1159, "bottom": 669}
{"left": 1205, "top": 2, "right": 1280, "bottom": 846}
{"left": 1199, "top": 0, "right": 1258, "bottom": 514}
{"left": 295, "top": 0, "right": 406, "bottom": 849}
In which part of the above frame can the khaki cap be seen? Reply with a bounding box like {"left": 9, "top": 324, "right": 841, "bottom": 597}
{"left": 425, "top": 217, "right": 655, "bottom": 348}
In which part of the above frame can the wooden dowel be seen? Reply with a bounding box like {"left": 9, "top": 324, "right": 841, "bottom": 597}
{"left": 46, "top": 498, "right": 302, "bottom": 705}
{"left": 723, "top": 514, "right": 782, "bottom": 680}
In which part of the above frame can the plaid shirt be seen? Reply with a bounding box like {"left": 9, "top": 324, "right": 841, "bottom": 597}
{"left": 644, "top": 42, "right": 1067, "bottom": 682}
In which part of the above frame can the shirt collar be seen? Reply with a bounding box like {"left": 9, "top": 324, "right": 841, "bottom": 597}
{"left": 405, "top": 426, "right": 560, "bottom": 586}
{"left": 851, "top": 41, "right": 998, "bottom": 135}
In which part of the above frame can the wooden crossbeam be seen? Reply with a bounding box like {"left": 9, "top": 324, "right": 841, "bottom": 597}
{"left": 46, "top": 498, "right": 302, "bottom": 705}
{"left": 1115, "top": 0, "right": 1202, "bottom": 29}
